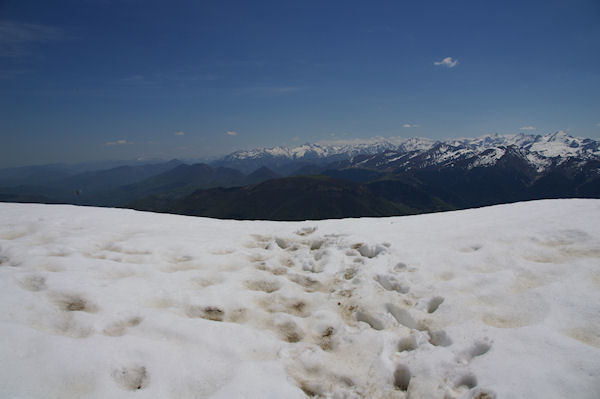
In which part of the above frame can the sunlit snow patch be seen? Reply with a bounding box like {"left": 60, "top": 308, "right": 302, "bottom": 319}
{"left": 0, "top": 200, "right": 599, "bottom": 398}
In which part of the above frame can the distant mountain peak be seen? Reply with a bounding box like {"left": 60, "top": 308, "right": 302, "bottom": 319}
{"left": 212, "top": 132, "right": 599, "bottom": 174}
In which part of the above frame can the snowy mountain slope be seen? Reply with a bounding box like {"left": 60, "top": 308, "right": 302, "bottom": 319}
{"left": 345, "top": 132, "right": 600, "bottom": 173}
{"left": 1, "top": 200, "right": 599, "bottom": 398}
{"left": 222, "top": 139, "right": 417, "bottom": 162}
{"left": 213, "top": 132, "right": 600, "bottom": 174}
{"left": 212, "top": 138, "right": 437, "bottom": 173}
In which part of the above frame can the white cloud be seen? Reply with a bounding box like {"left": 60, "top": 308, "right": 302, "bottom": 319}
{"left": 434, "top": 57, "right": 458, "bottom": 68}
{"left": 402, "top": 123, "right": 420, "bottom": 128}
{"left": 520, "top": 126, "right": 536, "bottom": 131}
{"left": 596, "top": 122, "right": 600, "bottom": 127}
{"left": 225, "top": 130, "right": 237, "bottom": 136}
{"left": 105, "top": 139, "right": 131, "bottom": 146}
{"left": 174, "top": 131, "right": 185, "bottom": 136}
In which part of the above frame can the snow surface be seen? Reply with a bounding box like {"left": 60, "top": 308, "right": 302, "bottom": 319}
{"left": 1, "top": 200, "right": 599, "bottom": 398}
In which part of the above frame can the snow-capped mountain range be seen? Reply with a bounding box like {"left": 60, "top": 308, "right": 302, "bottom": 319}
{"left": 214, "top": 131, "right": 600, "bottom": 173}
{"left": 1, "top": 131, "right": 598, "bottom": 219}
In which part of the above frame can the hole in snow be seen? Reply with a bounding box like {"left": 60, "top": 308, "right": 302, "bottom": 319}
{"left": 288, "top": 274, "right": 322, "bottom": 292}
{"left": 355, "top": 310, "right": 384, "bottom": 330}
{"left": 185, "top": 305, "right": 225, "bottom": 321}
{"left": 17, "top": 275, "right": 47, "bottom": 291}
{"left": 469, "top": 388, "right": 497, "bottom": 399}
{"left": 469, "top": 340, "right": 492, "bottom": 358}
{"left": 51, "top": 293, "right": 97, "bottom": 313}
{"left": 279, "top": 256, "right": 294, "bottom": 268}
{"left": 276, "top": 320, "right": 303, "bottom": 343}
{"left": 295, "top": 226, "right": 317, "bottom": 236}
{"left": 429, "top": 330, "right": 452, "bottom": 347}
{"left": 337, "top": 375, "right": 354, "bottom": 387}
{"left": 455, "top": 373, "right": 477, "bottom": 389}
{"left": 386, "top": 303, "right": 416, "bottom": 329}
{"left": 275, "top": 237, "right": 289, "bottom": 249}
{"left": 270, "top": 267, "right": 288, "bottom": 276}
{"left": 202, "top": 306, "right": 225, "bottom": 321}
{"left": 299, "top": 380, "right": 322, "bottom": 397}
{"left": 354, "top": 243, "right": 386, "bottom": 258}
{"left": 310, "top": 239, "right": 325, "bottom": 250}
{"left": 344, "top": 268, "right": 357, "bottom": 280}
{"left": 258, "top": 296, "right": 310, "bottom": 317}
{"left": 313, "top": 250, "right": 327, "bottom": 261}
{"left": 246, "top": 279, "right": 281, "bottom": 293}
{"left": 375, "top": 275, "right": 409, "bottom": 293}
{"left": 319, "top": 326, "right": 335, "bottom": 351}
{"left": 394, "top": 262, "right": 408, "bottom": 271}
{"left": 111, "top": 365, "right": 149, "bottom": 391}
{"left": 427, "top": 296, "right": 445, "bottom": 313}
{"left": 103, "top": 316, "right": 142, "bottom": 336}
{"left": 393, "top": 364, "right": 411, "bottom": 391}
{"left": 398, "top": 335, "right": 418, "bottom": 352}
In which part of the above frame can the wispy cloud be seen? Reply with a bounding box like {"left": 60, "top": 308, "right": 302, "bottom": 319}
{"left": 119, "top": 74, "right": 163, "bottom": 87}
{"left": 0, "top": 21, "right": 65, "bottom": 57}
{"left": 225, "top": 130, "right": 237, "bottom": 136}
{"left": 434, "top": 57, "right": 458, "bottom": 68}
{"left": 402, "top": 123, "right": 420, "bottom": 128}
{"left": 174, "top": 131, "right": 185, "bottom": 136}
{"left": 121, "top": 74, "right": 145, "bottom": 82}
{"left": 236, "top": 86, "right": 303, "bottom": 97}
{"left": 0, "top": 68, "right": 29, "bottom": 79}
{"left": 105, "top": 139, "right": 131, "bottom": 146}
{"left": 520, "top": 126, "right": 536, "bottom": 131}
{"left": 318, "top": 136, "right": 420, "bottom": 147}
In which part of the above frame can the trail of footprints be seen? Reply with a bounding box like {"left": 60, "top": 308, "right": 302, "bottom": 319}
{"left": 199, "top": 227, "right": 497, "bottom": 398}
{"left": 7, "top": 226, "right": 496, "bottom": 397}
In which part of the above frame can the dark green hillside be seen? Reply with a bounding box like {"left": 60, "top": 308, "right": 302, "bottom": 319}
{"left": 131, "top": 176, "right": 414, "bottom": 220}
{"left": 365, "top": 177, "right": 455, "bottom": 212}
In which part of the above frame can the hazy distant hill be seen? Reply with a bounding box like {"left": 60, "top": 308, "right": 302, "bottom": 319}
{"left": 61, "top": 160, "right": 183, "bottom": 194}
{"left": 243, "top": 166, "right": 282, "bottom": 185}
{"left": 0, "top": 159, "right": 179, "bottom": 188}
{"left": 0, "top": 165, "right": 73, "bottom": 188}
{"left": 100, "top": 163, "right": 247, "bottom": 206}
{"left": 0, "top": 161, "right": 284, "bottom": 208}
{"left": 0, "top": 160, "right": 183, "bottom": 205}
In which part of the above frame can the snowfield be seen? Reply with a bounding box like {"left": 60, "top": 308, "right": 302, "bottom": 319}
{"left": 0, "top": 200, "right": 599, "bottom": 398}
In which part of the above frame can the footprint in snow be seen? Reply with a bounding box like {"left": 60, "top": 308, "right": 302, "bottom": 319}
{"left": 111, "top": 365, "right": 149, "bottom": 390}
{"left": 17, "top": 274, "right": 47, "bottom": 291}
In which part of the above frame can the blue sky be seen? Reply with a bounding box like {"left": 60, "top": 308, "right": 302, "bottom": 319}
{"left": 1, "top": 0, "right": 599, "bottom": 167}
